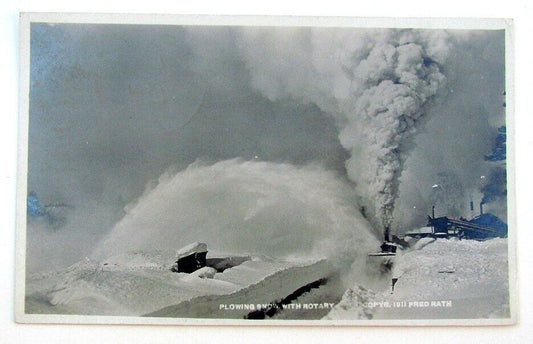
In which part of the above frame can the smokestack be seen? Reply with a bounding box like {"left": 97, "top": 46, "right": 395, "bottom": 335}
{"left": 384, "top": 225, "right": 390, "bottom": 242}
{"left": 432, "top": 205, "right": 435, "bottom": 219}
{"left": 470, "top": 201, "right": 474, "bottom": 212}
{"left": 480, "top": 202, "right": 484, "bottom": 215}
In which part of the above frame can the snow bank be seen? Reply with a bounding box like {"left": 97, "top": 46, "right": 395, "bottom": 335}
{"left": 183, "top": 267, "right": 217, "bottom": 280}
{"left": 147, "top": 259, "right": 333, "bottom": 318}
{"left": 390, "top": 238, "right": 508, "bottom": 301}
{"left": 24, "top": 252, "right": 321, "bottom": 317}
{"left": 326, "top": 238, "right": 510, "bottom": 320}
{"left": 411, "top": 237, "right": 436, "bottom": 251}
{"left": 322, "top": 285, "right": 376, "bottom": 320}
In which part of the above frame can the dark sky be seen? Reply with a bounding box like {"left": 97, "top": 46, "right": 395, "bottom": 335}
{"left": 28, "top": 23, "right": 348, "bottom": 213}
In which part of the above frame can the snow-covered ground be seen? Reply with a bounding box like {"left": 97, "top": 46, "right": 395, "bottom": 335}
{"left": 25, "top": 249, "right": 334, "bottom": 317}
{"left": 25, "top": 236, "right": 510, "bottom": 321}
{"left": 147, "top": 259, "right": 336, "bottom": 319}
{"left": 325, "top": 237, "right": 510, "bottom": 320}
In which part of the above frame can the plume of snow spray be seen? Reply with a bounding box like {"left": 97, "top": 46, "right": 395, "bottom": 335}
{"left": 93, "top": 159, "right": 378, "bottom": 261}
{"left": 237, "top": 28, "right": 452, "bottom": 232}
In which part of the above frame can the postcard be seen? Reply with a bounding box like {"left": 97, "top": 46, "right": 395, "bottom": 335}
{"left": 16, "top": 13, "right": 515, "bottom": 325}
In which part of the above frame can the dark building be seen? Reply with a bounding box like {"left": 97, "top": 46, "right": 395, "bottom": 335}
{"left": 171, "top": 251, "right": 208, "bottom": 273}
{"left": 427, "top": 213, "right": 507, "bottom": 240}
{"left": 171, "top": 242, "right": 208, "bottom": 273}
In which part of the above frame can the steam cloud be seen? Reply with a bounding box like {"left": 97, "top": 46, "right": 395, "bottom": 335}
{"left": 236, "top": 28, "right": 451, "bottom": 231}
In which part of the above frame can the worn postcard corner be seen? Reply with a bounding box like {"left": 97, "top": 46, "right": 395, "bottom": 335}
{"left": 16, "top": 13, "right": 515, "bottom": 326}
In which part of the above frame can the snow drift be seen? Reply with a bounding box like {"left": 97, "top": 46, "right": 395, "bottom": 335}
{"left": 386, "top": 237, "right": 510, "bottom": 319}
{"left": 325, "top": 237, "right": 510, "bottom": 320}
{"left": 93, "top": 159, "right": 379, "bottom": 263}
{"left": 25, "top": 252, "right": 319, "bottom": 316}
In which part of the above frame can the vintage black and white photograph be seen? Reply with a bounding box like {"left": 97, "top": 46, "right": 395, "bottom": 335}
{"left": 16, "top": 14, "right": 514, "bottom": 325}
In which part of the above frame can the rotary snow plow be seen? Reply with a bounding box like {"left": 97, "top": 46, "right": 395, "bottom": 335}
{"left": 367, "top": 226, "right": 400, "bottom": 274}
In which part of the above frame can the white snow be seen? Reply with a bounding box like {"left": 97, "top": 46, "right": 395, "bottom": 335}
{"left": 325, "top": 237, "right": 510, "bottom": 320}
{"left": 405, "top": 226, "right": 434, "bottom": 235}
{"left": 184, "top": 267, "right": 217, "bottom": 280}
{"left": 410, "top": 237, "right": 436, "bottom": 251}
{"left": 147, "top": 259, "right": 333, "bottom": 318}
{"left": 175, "top": 242, "right": 207, "bottom": 259}
{"left": 323, "top": 285, "right": 376, "bottom": 320}
{"left": 91, "top": 160, "right": 378, "bottom": 262}
{"left": 25, "top": 250, "right": 329, "bottom": 317}
{"left": 25, "top": 234, "right": 510, "bottom": 321}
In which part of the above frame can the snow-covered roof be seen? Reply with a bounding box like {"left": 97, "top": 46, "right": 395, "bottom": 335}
{"left": 176, "top": 242, "right": 207, "bottom": 259}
